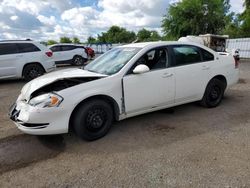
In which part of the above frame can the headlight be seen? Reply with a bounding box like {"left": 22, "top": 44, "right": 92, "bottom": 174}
{"left": 29, "top": 93, "right": 63, "bottom": 108}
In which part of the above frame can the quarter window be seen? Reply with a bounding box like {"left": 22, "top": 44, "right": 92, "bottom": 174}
{"left": 200, "top": 48, "right": 214, "bottom": 61}
{"left": 17, "top": 43, "right": 40, "bottom": 53}
{"left": 61, "top": 45, "right": 75, "bottom": 51}
{"left": 0, "top": 43, "right": 19, "bottom": 55}
{"left": 50, "top": 46, "right": 61, "bottom": 52}
{"left": 173, "top": 46, "right": 202, "bottom": 66}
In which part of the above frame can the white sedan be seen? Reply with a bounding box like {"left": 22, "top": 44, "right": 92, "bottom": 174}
{"left": 9, "top": 42, "right": 239, "bottom": 141}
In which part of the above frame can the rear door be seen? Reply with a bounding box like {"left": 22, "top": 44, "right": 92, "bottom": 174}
{"left": 16, "top": 43, "right": 41, "bottom": 63}
{"left": 61, "top": 45, "right": 76, "bottom": 61}
{"left": 170, "top": 45, "right": 214, "bottom": 103}
{"left": 0, "top": 43, "right": 19, "bottom": 78}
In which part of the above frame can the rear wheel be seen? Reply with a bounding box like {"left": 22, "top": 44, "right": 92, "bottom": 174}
{"left": 72, "top": 56, "right": 84, "bottom": 66}
{"left": 73, "top": 100, "right": 113, "bottom": 141}
{"left": 200, "top": 78, "right": 226, "bottom": 108}
{"left": 23, "top": 64, "right": 45, "bottom": 81}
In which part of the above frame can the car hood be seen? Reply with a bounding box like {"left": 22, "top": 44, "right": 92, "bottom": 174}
{"left": 20, "top": 68, "right": 107, "bottom": 100}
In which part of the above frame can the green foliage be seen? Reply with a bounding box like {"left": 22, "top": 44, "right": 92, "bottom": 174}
{"left": 150, "top": 31, "right": 162, "bottom": 41}
{"left": 60, "top": 37, "right": 72, "bottom": 43}
{"left": 137, "top": 28, "right": 162, "bottom": 42}
{"left": 239, "top": 0, "right": 250, "bottom": 37}
{"left": 72, "top": 37, "right": 80, "bottom": 44}
{"left": 137, "top": 28, "right": 151, "bottom": 41}
{"left": 96, "top": 26, "right": 136, "bottom": 43}
{"left": 47, "top": 40, "right": 58, "bottom": 45}
{"left": 223, "top": 0, "right": 250, "bottom": 38}
{"left": 87, "top": 36, "right": 96, "bottom": 43}
{"left": 162, "top": 0, "right": 230, "bottom": 39}
{"left": 87, "top": 26, "right": 162, "bottom": 43}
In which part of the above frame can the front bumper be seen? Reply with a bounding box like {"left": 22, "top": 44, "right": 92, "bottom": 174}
{"left": 9, "top": 100, "right": 69, "bottom": 135}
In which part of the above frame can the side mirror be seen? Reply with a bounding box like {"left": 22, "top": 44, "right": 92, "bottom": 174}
{"left": 133, "top": 64, "right": 150, "bottom": 74}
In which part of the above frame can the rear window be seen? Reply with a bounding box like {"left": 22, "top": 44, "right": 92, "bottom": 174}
{"left": 50, "top": 46, "right": 61, "bottom": 52}
{"left": 17, "top": 43, "right": 40, "bottom": 53}
{"left": 0, "top": 43, "right": 19, "bottom": 55}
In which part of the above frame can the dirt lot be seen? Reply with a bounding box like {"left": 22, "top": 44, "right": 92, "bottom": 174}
{"left": 0, "top": 62, "right": 250, "bottom": 187}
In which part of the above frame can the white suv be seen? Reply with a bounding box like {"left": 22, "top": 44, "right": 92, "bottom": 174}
{"left": 0, "top": 40, "right": 55, "bottom": 81}
{"left": 50, "top": 44, "right": 88, "bottom": 66}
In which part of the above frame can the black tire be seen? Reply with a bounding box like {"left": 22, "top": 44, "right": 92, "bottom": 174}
{"left": 73, "top": 100, "right": 113, "bottom": 141}
{"left": 23, "top": 64, "right": 45, "bottom": 81}
{"left": 72, "top": 56, "right": 84, "bottom": 66}
{"left": 200, "top": 78, "right": 226, "bottom": 108}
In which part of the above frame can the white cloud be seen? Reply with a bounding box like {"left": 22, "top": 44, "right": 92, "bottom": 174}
{"left": 0, "top": 0, "right": 245, "bottom": 41}
{"left": 10, "top": 15, "right": 19, "bottom": 21}
{"left": 37, "top": 15, "right": 56, "bottom": 26}
{"left": 60, "top": 0, "right": 169, "bottom": 39}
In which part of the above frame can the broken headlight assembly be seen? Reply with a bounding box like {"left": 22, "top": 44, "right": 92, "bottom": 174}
{"left": 29, "top": 93, "right": 63, "bottom": 108}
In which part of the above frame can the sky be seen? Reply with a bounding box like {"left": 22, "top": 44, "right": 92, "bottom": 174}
{"left": 0, "top": 0, "right": 245, "bottom": 42}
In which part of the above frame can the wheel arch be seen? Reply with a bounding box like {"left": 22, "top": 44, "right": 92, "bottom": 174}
{"left": 209, "top": 75, "right": 227, "bottom": 88}
{"left": 202, "top": 75, "right": 227, "bottom": 99}
{"left": 22, "top": 62, "right": 45, "bottom": 76}
{"left": 69, "top": 94, "right": 120, "bottom": 131}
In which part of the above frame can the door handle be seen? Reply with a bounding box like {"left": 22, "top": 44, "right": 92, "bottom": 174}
{"left": 16, "top": 55, "right": 23, "bottom": 58}
{"left": 162, "top": 73, "right": 173, "bottom": 78}
{"left": 202, "top": 65, "right": 210, "bottom": 70}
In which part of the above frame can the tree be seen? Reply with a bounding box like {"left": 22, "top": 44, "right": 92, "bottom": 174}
{"left": 239, "top": 0, "right": 250, "bottom": 37}
{"left": 137, "top": 28, "right": 162, "bottom": 42}
{"left": 47, "top": 40, "right": 58, "bottom": 45}
{"left": 72, "top": 37, "right": 80, "bottom": 44}
{"left": 97, "top": 26, "right": 136, "bottom": 43}
{"left": 60, "top": 37, "right": 72, "bottom": 43}
{"left": 150, "top": 31, "right": 162, "bottom": 41}
{"left": 137, "top": 28, "right": 152, "bottom": 41}
{"left": 223, "top": 0, "right": 250, "bottom": 38}
{"left": 162, "top": 0, "right": 231, "bottom": 39}
{"left": 87, "top": 36, "right": 96, "bottom": 43}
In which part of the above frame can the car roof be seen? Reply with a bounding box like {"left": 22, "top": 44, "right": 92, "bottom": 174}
{"left": 0, "top": 40, "right": 34, "bottom": 44}
{"left": 122, "top": 41, "right": 206, "bottom": 48}
{"left": 50, "top": 43, "right": 84, "bottom": 47}
{"left": 120, "top": 41, "right": 216, "bottom": 54}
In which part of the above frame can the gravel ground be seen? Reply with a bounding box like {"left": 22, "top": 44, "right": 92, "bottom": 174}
{"left": 0, "top": 62, "right": 250, "bottom": 187}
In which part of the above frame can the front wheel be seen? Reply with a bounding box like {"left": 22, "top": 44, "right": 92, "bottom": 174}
{"left": 200, "top": 78, "right": 226, "bottom": 108}
{"left": 73, "top": 100, "right": 113, "bottom": 141}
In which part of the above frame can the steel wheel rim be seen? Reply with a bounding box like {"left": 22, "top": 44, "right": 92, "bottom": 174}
{"left": 209, "top": 85, "right": 221, "bottom": 102}
{"left": 85, "top": 108, "right": 107, "bottom": 132}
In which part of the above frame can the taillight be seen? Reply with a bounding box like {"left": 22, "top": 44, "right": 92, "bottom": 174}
{"left": 234, "top": 56, "right": 240, "bottom": 68}
{"left": 45, "top": 51, "right": 53, "bottom": 57}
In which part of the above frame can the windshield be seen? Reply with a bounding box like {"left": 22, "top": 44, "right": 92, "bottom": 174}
{"left": 84, "top": 47, "right": 141, "bottom": 75}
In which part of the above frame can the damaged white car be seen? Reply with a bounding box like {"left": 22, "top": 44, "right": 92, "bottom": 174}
{"left": 9, "top": 42, "right": 239, "bottom": 141}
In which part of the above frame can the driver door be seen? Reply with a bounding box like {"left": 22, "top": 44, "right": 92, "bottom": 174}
{"left": 123, "top": 47, "right": 175, "bottom": 115}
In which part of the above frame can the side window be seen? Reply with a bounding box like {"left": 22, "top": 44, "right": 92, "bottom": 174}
{"left": 136, "top": 48, "right": 169, "bottom": 70}
{"left": 173, "top": 46, "right": 202, "bottom": 66}
{"left": 0, "top": 43, "right": 19, "bottom": 55}
{"left": 50, "top": 46, "right": 61, "bottom": 52}
{"left": 17, "top": 43, "right": 40, "bottom": 53}
{"left": 200, "top": 48, "right": 214, "bottom": 61}
{"left": 61, "top": 45, "right": 75, "bottom": 51}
